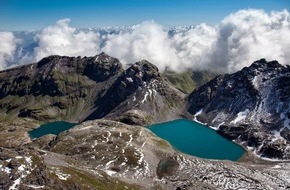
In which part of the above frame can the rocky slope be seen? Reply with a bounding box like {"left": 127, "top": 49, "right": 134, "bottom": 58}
{"left": 187, "top": 59, "right": 290, "bottom": 159}
{"left": 101, "top": 60, "right": 185, "bottom": 125}
{"left": 0, "top": 52, "right": 123, "bottom": 122}
{"left": 0, "top": 53, "right": 184, "bottom": 125}
{"left": 1, "top": 119, "right": 290, "bottom": 190}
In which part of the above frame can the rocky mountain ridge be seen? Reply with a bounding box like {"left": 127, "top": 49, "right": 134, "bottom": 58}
{"left": 0, "top": 53, "right": 184, "bottom": 125}
{"left": 187, "top": 59, "right": 290, "bottom": 159}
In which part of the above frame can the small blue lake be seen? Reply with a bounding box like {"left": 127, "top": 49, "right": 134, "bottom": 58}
{"left": 149, "top": 119, "right": 245, "bottom": 161}
{"left": 29, "top": 121, "right": 76, "bottom": 139}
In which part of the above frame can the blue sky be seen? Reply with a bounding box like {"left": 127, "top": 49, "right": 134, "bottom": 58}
{"left": 0, "top": 0, "right": 289, "bottom": 30}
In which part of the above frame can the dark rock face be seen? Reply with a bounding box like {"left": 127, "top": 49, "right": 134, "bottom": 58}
{"left": 0, "top": 52, "right": 123, "bottom": 122}
{"left": 281, "top": 128, "right": 290, "bottom": 141}
{"left": 85, "top": 59, "right": 185, "bottom": 124}
{"left": 0, "top": 53, "right": 184, "bottom": 124}
{"left": 86, "top": 60, "right": 161, "bottom": 119}
{"left": 187, "top": 59, "right": 290, "bottom": 159}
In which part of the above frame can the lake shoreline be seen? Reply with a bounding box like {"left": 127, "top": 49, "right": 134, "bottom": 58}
{"left": 149, "top": 119, "right": 245, "bottom": 161}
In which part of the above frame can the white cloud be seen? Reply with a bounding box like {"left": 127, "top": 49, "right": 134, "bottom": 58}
{"left": 210, "top": 9, "right": 290, "bottom": 72}
{"left": 170, "top": 23, "right": 217, "bottom": 71}
{"left": 0, "top": 32, "right": 19, "bottom": 70}
{"left": 102, "top": 21, "right": 179, "bottom": 71}
{"left": 33, "top": 18, "right": 101, "bottom": 61}
{"left": 1, "top": 9, "right": 290, "bottom": 73}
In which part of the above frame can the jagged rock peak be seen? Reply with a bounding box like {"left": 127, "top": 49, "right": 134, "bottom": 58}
{"left": 125, "top": 60, "right": 160, "bottom": 82}
{"left": 36, "top": 52, "right": 122, "bottom": 68}
{"left": 37, "top": 55, "right": 65, "bottom": 68}
{"left": 94, "top": 52, "right": 120, "bottom": 64}
{"left": 252, "top": 58, "right": 280, "bottom": 68}
{"left": 242, "top": 58, "right": 287, "bottom": 73}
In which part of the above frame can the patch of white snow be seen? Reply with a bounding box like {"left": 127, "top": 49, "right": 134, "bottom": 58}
{"left": 140, "top": 91, "right": 149, "bottom": 104}
{"left": 126, "top": 77, "right": 133, "bottom": 83}
{"left": 231, "top": 109, "right": 249, "bottom": 124}
{"left": 9, "top": 178, "right": 21, "bottom": 190}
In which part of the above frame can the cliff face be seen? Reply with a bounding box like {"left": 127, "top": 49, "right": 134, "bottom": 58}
{"left": 187, "top": 59, "right": 290, "bottom": 159}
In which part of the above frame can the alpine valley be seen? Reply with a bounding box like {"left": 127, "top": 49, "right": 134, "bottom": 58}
{"left": 0, "top": 53, "right": 290, "bottom": 190}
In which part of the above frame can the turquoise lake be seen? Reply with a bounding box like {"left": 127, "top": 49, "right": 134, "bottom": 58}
{"left": 29, "top": 121, "right": 76, "bottom": 139}
{"left": 149, "top": 119, "right": 245, "bottom": 161}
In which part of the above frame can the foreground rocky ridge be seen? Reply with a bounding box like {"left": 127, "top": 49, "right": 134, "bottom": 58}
{"left": 1, "top": 119, "right": 290, "bottom": 190}
{"left": 187, "top": 59, "right": 290, "bottom": 159}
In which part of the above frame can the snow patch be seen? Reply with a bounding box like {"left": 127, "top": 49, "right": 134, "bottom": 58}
{"left": 193, "top": 109, "right": 209, "bottom": 126}
{"left": 55, "top": 171, "right": 71, "bottom": 180}
{"left": 133, "top": 95, "right": 136, "bottom": 102}
{"left": 126, "top": 77, "right": 133, "bottom": 83}
{"left": 18, "top": 164, "right": 26, "bottom": 172}
{"left": 140, "top": 91, "right": 149, "bottom": 104}
{"left": 104, "top": 169, "right": 116, "bottom": 176}
{"left": 27, "top": 185, "right": 45, "bottom": 189}
{"left": 141, "top": 142, "right": 146, "bottom": 148}
{"left": 105, "top": 159, "right": 116, "bottom": 168}
{"left": 272, "top": 165, "right": 282, "bottom": 169}
{"left": 126, "top": 134, "right": 133, "bottom": 147}
{"left": 9, "top": 178, "right": 21, "bottom": 190}
{"left": 102, "top": 131, "right": 111, "bottom": 143}
{"left": 231, "top": 109, "right": 249, "bottom": 124}
{"left": 138, "top": 129, "right": 143, "bottom": 136}
{"left": 194, "top": 109, "right": 203, "bottom": 117}
{"left": 1, "top": 166, "right": 11, "bottom": 174}
{"left": 252, "top": 76, "right": 259, "bottom": 89}
{"left": 209, "top": 122, "right": 224, "bottom": 130}
{"left": 95, "top": 56, "right": 99, "bottom": 62}
{"left": 25, "top": 156, "right": 32, "bottom": 166}
{"left": 148, "top": 89, "right": 152, "bottom": 98}
{"left": 272, "top": 129, "right": 283, "bottom": 141}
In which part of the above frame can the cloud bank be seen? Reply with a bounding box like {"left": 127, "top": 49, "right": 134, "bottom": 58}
{"left": 1, "top": 9, "right": 290, "bottom": 73}
{"left": 34, "top": 19, "right": 101, "bottom": 61}
{"left": 0, "top": 32, "right": 19, "bottom": 70}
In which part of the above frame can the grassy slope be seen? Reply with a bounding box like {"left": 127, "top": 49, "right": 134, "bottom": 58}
{"left": 162, "top": 69, "right": 218, "bottom": 94}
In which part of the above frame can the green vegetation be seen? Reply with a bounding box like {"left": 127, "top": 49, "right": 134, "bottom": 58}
{"left": 162, "top": 69, "right": 217, "bottom": 93}
{"left": 50, "top": 166, "right": 141, "bottom": 190}
{"left": 154, "top": 139, "right": 170, "bottom": 149}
